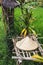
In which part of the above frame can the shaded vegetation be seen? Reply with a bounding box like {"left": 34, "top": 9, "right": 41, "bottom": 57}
{"left": 0, "top": 6, "right": 43, "bottom": 65}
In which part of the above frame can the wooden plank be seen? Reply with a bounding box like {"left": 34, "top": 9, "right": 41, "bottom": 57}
{"left": 28, "top": 52, "right": 31, "bottom": 57}
{"left": 37, "top": 42, "right": 43, "bottom": 56}
{"left": 35, "top": 50, "right": 38, "bottom": 54}
{"left": 22, "top": 50, "right": 25, "bottom": 57}
{"left": 26, "top": 51, "right": 28, "bottom": 57}
{"left": 33, "top": 51, "right": 36, "bottom": 55}
{"left": 12, "top": 56, "right": 36, "bottom": 61}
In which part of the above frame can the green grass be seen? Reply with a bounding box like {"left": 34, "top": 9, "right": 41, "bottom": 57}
{"left": 0, "top": 7, "right": 43, "bottom": 65}
{"left": 32, "top": 7, "right": 43, "bottom": 34}
{"left": 0, "top": 7, "right": 7, "bottom": 65}
{"left": 31, "top": 7, "right": 43, "bottom": 43}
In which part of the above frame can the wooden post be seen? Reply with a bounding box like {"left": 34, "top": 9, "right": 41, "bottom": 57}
{"left": 2, "top": 6, "right": 14, "bottom": 55}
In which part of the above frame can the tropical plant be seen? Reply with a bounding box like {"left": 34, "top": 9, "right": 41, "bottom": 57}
{"left": 19, "top": 2, "right": 37, "bottom": 37}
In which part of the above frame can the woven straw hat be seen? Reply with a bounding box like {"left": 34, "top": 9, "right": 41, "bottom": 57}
{"left": 16, "top": 36, "right": 38, "bottom": 51}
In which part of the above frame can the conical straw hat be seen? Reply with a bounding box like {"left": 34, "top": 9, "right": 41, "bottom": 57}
{"left": 16, "top": 36, "right": 38, "bottom": 51}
